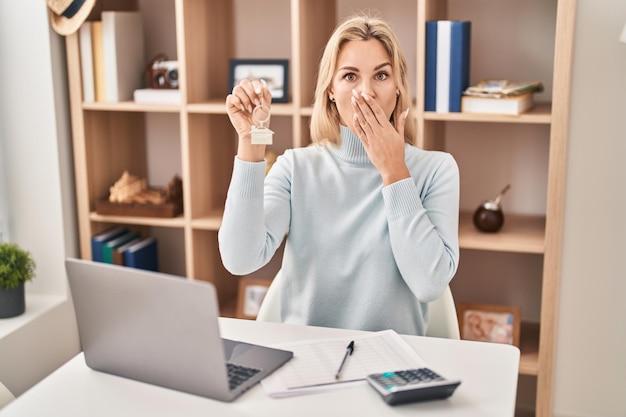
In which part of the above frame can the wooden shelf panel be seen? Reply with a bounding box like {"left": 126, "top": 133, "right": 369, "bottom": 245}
{"left": 191, "top": 210, "right": 224, "bottom": 231}
{"left": 89, "top": 212, "right": 186, "bottom": 228}
{"left": 187, "top": 101, "right": 296, "bottom": 116}
{"left": 83, "top": 101, "right": 181, "bottom": 113}
{"left": 424, "top": 102, "right": 552, "bottom": 124}
{"left": 519, "top": 322, "right": 540, "bottom": 376}
{"left": 459, "top": 211, "right": 545, "bottom": 254}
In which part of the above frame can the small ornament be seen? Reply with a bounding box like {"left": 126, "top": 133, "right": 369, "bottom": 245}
{"left": 473, "top": 184, "right": 510, "bottom": 233}
{"left": 250, "top": 104, "right": 274, "bottom": 145}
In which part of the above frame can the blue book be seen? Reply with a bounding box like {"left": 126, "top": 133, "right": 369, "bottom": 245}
{"left": 91, "top": 227, "right": 128, "bottom": 262}
{"left": 424, "top": 21, "right": 438, "bottom": 112}
{"left": 124, "top": 237, "right": 158, "bottom": 272}
{"left": 448, "top": 21, "right": 471, "bottom": 112}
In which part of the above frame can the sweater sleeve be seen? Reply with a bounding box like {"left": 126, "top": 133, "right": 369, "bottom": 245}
{"left": 381, "top": 152, "right": 460, "bottom": 302}
{"left": 218, "top": 156, "right": 290, "bottom": 275}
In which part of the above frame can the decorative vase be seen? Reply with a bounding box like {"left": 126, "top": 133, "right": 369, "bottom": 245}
{"left": 0, "top": 282, "right": 25, "bottom": 318}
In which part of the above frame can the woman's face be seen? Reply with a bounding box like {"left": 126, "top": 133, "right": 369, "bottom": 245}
{"left": 329, "top": 39, "right": 399, "bottom": 132}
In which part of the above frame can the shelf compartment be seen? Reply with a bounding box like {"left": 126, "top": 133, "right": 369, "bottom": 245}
{"left": 424, "top": 102, "right": 551, "bottom": 124}
{"left": 89, "top": 211, "right": 185, "bottom": 228}
{"left": 459, "top": 211, "right": 545, "bottom": 254}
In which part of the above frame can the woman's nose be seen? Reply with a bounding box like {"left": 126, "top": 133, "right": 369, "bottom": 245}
{"left": 358, "top": 80, "right": 375, "bottom": 97}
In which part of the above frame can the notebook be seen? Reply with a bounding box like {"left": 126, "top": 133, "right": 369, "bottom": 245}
{"left": 65, "top": 258, "right": 293, "bottom": 402}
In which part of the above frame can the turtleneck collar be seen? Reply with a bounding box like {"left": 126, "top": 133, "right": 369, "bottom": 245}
{"left": 329, "top": 126, "right": 371, "bottom": 164}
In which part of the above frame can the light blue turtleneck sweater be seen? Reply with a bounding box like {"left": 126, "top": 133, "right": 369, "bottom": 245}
{"left": 219, "top": 126, "right": 459, "bottom": 335}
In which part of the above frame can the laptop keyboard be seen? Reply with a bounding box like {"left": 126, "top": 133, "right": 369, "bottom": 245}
{"left": 227, "top": 363, "right": 262, "bottom": 391}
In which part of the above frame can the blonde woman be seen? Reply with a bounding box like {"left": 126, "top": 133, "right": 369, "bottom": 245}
{"left": 219, "top": 14, "right": 459, "bottom": 335}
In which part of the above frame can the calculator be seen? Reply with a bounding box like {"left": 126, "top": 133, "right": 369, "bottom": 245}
{"left": 366, "top": 368, "right": 461, "bottom": 405}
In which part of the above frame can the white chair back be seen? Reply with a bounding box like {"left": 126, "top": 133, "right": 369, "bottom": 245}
{"left": 256, "top": 270, "right": 460, "bottom": 339}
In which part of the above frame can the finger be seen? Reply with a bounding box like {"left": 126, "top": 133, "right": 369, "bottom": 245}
{"left": 396, "top": 108, "right": 409, "bottom": 137}
{"left": 234, "top": 80, "right": 257, "bottom": 113}
{"left": 351, "top": 95, "right": 372, "bottom": 137}
{"left": 226, "top": 93, "right": 246, "bottom": 114}
{"left": 359, "top": 92, "right": 386, "bottom": 126}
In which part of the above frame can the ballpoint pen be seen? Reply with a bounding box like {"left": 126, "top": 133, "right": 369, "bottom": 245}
{"left": 335, "top": 340, "right": 355, "bottom": 380}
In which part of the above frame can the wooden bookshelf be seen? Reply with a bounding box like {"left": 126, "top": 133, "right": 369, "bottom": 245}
{"left": 64, "top": 1, "right": 576, "bottom": 415}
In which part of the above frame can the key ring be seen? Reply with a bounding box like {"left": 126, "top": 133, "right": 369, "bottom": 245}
{"left": 252, "top": 104, "right": 271, "bottom": 129}
{"left": 250, "top": 102, "right": 274, "bottom": 145}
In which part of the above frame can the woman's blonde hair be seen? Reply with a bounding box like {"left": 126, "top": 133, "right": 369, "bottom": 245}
{"left": 310, "top": 14, "right": 416, "bottom": 146}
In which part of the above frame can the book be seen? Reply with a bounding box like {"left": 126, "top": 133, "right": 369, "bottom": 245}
{"left": 90, "top": 227, "right": 128, "bottom": 262}
{"left": 91, "top": 21, "right": 106, "bottom": 102}
{"left": 424, "top": 21, "right": 438, "bottom": 111}
{"left": 464, "top": 79, "right": 543, "bottom": 98}
{"left": 102, "top": 231, "right": 140, "bottom": 264}
{"left": 78, "top": 22, "right": 95, "bottom": 102}
{"left": 102, "top": 11, "right": 145, "bottom": 101}
{"left": 124, "top": 237, "right": 158, "bottom": 271}
{"left": 428, "top": 21, "right": 471, "bottom": 113}
{"left": 111, "top": 237, "right": 142, "bottom": 266}
{"left": 133, "top": 88, "right": 181, "bottom": 105}
{"left": 461, "top": 91, "right": 534, "bottom": 115}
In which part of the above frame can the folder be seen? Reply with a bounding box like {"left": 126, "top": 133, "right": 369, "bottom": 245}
{"left": 124, "top": 237, "right": 158, "bottom": 271}
{"left": 102, "top": 11, "right": 145, "bottom": 101}
{"left": 91, "top": 227, "right": 128, "bottom": 262}
{"left": 102, "top": 231, "right": 140, "bottom": 264}
{"left": 112, "top": 236, "right": 142, "bottom": 266}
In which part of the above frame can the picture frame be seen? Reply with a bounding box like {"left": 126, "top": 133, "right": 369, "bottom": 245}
{"left": 229, "top": 59, "right": 289, "bottom": 103}
{"left": 457, "top": 303, "right": 521, "bottom": 347}
{"left": 236, "top": 277, "right": 272, "bottom": 319}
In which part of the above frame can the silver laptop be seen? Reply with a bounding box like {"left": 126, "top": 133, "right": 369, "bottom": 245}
{"left": 65, "top": 258, "right": 293, "bottom": 402}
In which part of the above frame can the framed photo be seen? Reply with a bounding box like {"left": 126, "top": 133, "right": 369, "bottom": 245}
{"left": 457, "top": 303, "right": 521, "bottom": 346}
{"left": 229, "top": 59, "right": 289, "bottom": 103}
{"left": 236, "top": 277, "right": 272, "bottom": 319}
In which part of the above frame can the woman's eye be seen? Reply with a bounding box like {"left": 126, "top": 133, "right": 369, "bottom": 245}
{"left": 375, "top": 72, "right": 390, "bottom": 81}
{"left": 344, "top": 73, "right": 357, "bottom": 81}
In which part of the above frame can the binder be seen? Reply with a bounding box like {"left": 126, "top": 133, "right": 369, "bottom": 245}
{"left": 428, "top": 20, "right": 471, "bottom": 113}
{"left": 79, "top": 22, "right": 95, "bottom": 102}
{"left": 102, "top": 231, "right": 140, "bottom": 264}
{"left": 448, "top": 21, "right": 471, "bottom": 112}
{"left": 90, "top": 227, "right": 128, "bottom": 262}
{"left": 102, "top": 11, "right": 145, "bottom": 101}
{"left": 424, "top": 21, "right": 438, "bottom": 111}
{"left": 112, "top": 237, "right": 142, "bottom": 266}
{"left": 124, "top": 237, "right": 158, "bottom": 271}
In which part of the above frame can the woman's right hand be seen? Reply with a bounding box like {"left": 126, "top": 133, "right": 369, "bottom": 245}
{"left": 226, "top": 79, "right": 272, "bottom": 162}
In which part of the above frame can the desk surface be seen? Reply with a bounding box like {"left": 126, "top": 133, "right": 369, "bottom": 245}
{"left": 0, "top": 318, "right": 520, "bottom": 417}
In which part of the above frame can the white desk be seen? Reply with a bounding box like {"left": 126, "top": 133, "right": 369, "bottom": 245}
{"left": 0, "top": 318, "right": 520, "bottom": 416}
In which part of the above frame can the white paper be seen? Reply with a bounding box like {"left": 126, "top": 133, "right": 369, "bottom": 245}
{"left": 261, "top": 329, "right": 428, "bottom": 398}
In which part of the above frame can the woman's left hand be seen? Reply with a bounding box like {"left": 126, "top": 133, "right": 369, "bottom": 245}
{"left": 351, "top": 90, "right": 411, "bottom": 185}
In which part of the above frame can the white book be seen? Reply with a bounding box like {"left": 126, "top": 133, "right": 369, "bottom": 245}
{"left": 461, "top": 92, "right": 535, "bottom": 115}
{"left": 435, "top": 21, "right": 452, "bottom": 113}
{"left": 102, "top": 11, "right": 145, "bottom": 102}
{"left": 133, "top": 88, "right": 181, "bottom": 105}
{"left": 78, "top": 22, "right": 95, "bottom": 102}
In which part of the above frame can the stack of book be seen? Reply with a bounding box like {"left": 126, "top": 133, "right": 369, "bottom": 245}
{"left": 425, "top": 20, "right": 471, "bottom": 113}
{"left": 78, "top": 12, "right": 145, "bottom": 102}
{"left": 461, "top": 80, "right": 544, "bottom": 115}
{"left": 91, "top": 227, "right": 159, "bottom": 272}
